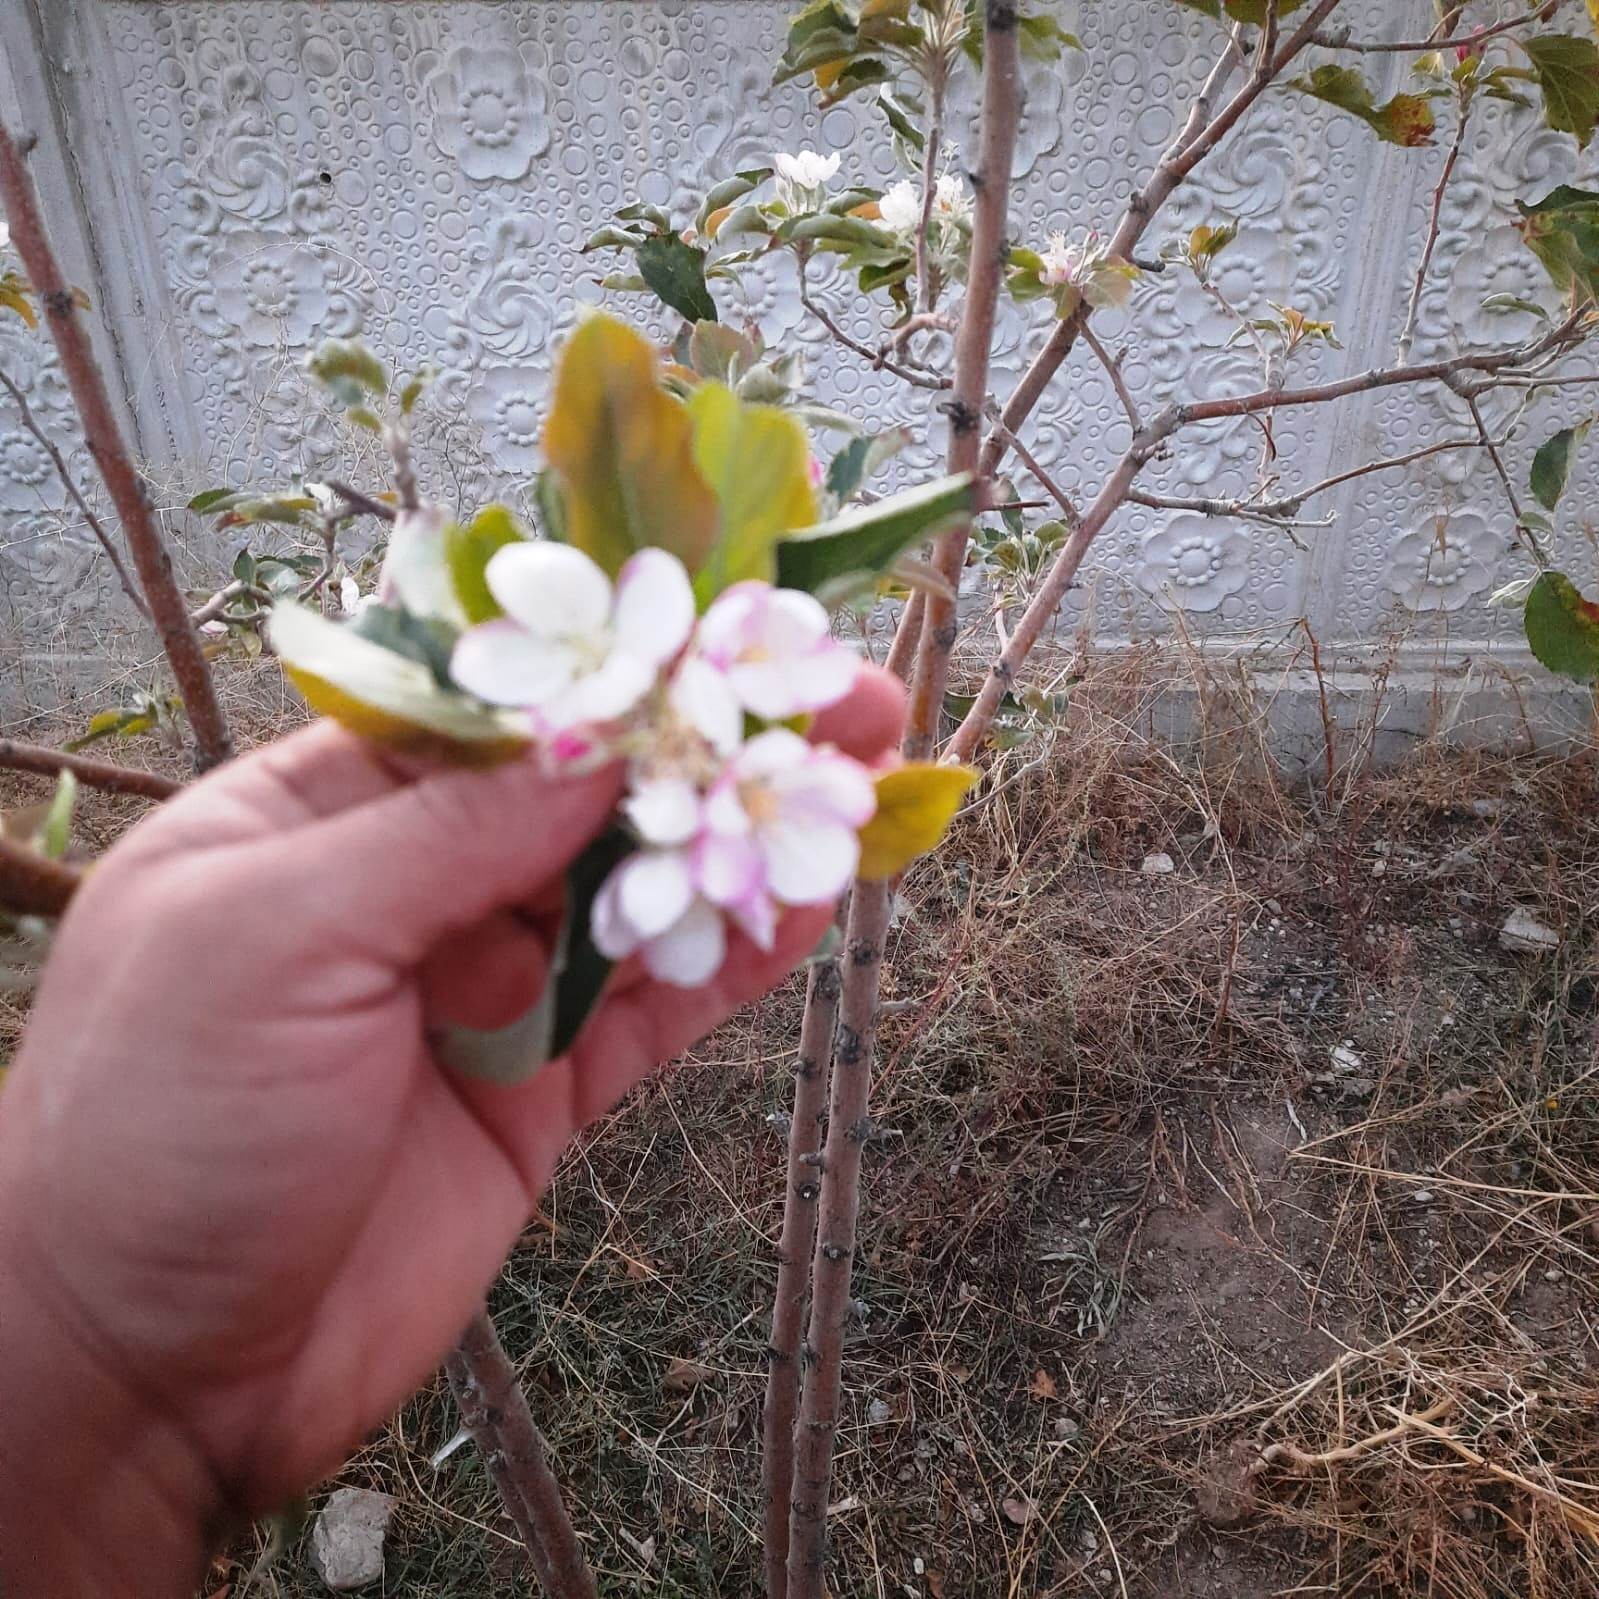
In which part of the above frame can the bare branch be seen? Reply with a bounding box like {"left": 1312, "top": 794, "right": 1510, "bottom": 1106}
{"left": 0, "top": 739, "right": 181, "bottom": 801}
{"left": 915, "top": 81, "right": 947, "bottom": 317}
{"left": 1397, "top": 90, "right": 1471, "bottom": 364}
{"left": 883, "top": 587, "right": 927, "bottom": 682}
{"left": 798, "top": 255, "right": 951, "bottom": 392}
{"left": 325, "top": 478, "right": 398, "bottom": 524}
{"left": 1082, "top": 323, "right": 1142, "bottom": 434}
{"left": 0, "top": 365, "right": 149, "bottom": 622}
{"left": 0, "top": 119, "right": 233, "bottom": 770}
{"left": 445, "top": 1310, "right": 596, "bottom": 1599}
{"left": 1313, "top": 7, "right": 1547, "bottom": 55}
{"left": 0, "top": 836, "right": 82, "bottom": 919}
{"left": 987, "top": 414, "right": 1082, "bottom": 527}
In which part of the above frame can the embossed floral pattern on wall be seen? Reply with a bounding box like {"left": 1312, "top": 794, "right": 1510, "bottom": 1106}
{"left": 1384, "top": 510, "right": 1495, "bottom": 613}
{"left": 429, "top": 45, "right": 550, "bottom": 183}
{"left": 1136, "top": 515, "right": 1249, "bottom": 614}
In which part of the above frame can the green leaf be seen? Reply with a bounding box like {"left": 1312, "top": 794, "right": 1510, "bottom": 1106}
{"left": 269, "top": 601, "right": 527, "bottom": 761}
{"left": 1480, "top": 292, "right": 1551, "bottom": 318}
{"left": 1172, "top": 0, "right": 1307, "bottom": 20}
{"left": 1017, "top": 14, "right": 1083, "bottom": 59}
{"left": 1525, "top": 570, "right": 1599, "bottom": 680}
{"left": 382, "top": 506, "right": 465, "bottom": 625}
{"left": 306, "top": 338, "right": 390, "bottom": 409}
{"left": 445, "top": 504, "right": 530, "bottom": 624}
{"left": 857, "top": 764, "right": 977, "bottom": 881}
{"left": 64, "top": 705, "right": 160, "bottom": 751}
{"left": 877, "top": 86, "right": 925, "bottom": 150}
{"left": 775, "top": 473, "right": 975, "bottom": 600}
{"left": 688, "top": 320, "right": 761, "bottom": 383}
{"left": 825, "top": 426, "right": 912, "bottom": 503}
{"left": 1289, "top": 64, "right": 1436, "bottom": 146}
{"left": 216, "top": 494, "right": 318, "bottom": 530}
{"left": 636, "top": 233, "right": 719, "bottom": 323}
{"left": 1531, "top": 421, "right": 1593, "bottom": 511}
{"left": 696, "top": 168, "right": 774, "bottom": 234}
{"left": 39, "top": 771, "right": 77, "bottom": 860}
{"left": 188, "top": 487, "right": 241, "bottom": 515}
{"left": 542, "top": 314, "right": 720, "bottom": 578}
{"left": 687, "top": 382, "right": 818, "bottom": 603}
{"left": 1516, "top": 183, "right": 1599, "bottom": 303}
{"left": 1521, "top": 35, "right": 1599, "bottom": 147}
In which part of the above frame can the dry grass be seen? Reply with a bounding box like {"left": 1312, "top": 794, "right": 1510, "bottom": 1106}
{"left": 6, "top": 638, "right": 1599, "bottom": 1598}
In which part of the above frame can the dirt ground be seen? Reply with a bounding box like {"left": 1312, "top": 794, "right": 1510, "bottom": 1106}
{"left": 5, "top": 668, "right": 1599, "bottom": 1599}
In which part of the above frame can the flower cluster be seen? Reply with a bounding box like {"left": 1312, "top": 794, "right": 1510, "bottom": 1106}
{"left": 450, "top": 541, "right": 873, "bottom": 985}
{"left": 774, "top": 149, "right": 842, "bottom": 214}
{"left": 1037, "top": 229, "right": 1138, "bottom": 310}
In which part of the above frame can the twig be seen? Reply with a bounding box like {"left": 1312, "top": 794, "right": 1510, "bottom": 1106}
{"left": 0, "top": 365, "right": 148, "bottom": 621}
{"left": 0, "top": 835, "right": 82, "bottom": 918}
{"left": 1257, "top": 1397, "right": 1453, "bottom": 1472}
{"left": 1081, "top": 323, "right": 1142, "bottom": 434}
{"left": 763, "top": 958, "right": 841, "bottom": 1599}
{"left": 883, "top": 588, "right": 926, "bottom": 682}
{"left": 0, "top": 119, "right": 233, "bottom": 770}
{"left": 0, "top": 739, "right": 180, "bottom": 800}
{"left": 1312, "top": 8, "right": 1546, "bottom": 55}
{"left": 189, "top": 579, "right": 272, "bottom": 628}
{"left": 987, "top": 414, "right": 1082, "bottom": 527}
{"left": 798, "top": 254, "right": 950, "bottom": 392}
{"left": 324, "top": 478, "right": 398, "bottom": 524}
{"left": 1397, "top": 89, "right": 1471, "bottom": 364}
{"left": 914, "top": 80, "right": 946, "bottom": 317}
{"left": 444, "top": 1309, "right": 597, "bottom": 1599}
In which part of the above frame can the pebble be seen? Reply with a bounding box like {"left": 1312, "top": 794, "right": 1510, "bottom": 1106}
{"left": 1500, "top": 909, "right": 1559, "bottom": 954}
{"left": 310, "top": 1488, "right": 397, "bottom": 1592}
{"left": 1141, "top": 852, "right": 1176, "bottom": 876}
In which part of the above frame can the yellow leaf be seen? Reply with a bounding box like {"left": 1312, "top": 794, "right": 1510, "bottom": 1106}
{"left": 0, "top": 281, "right": 36, "bottom": 329}
{"left": 543, "top": 314, "right": 720, "bottom": 578}
{"left": 688, "top": 382, "right": 817, "bottom": 604}
{"left": 704, "top": 203, "right": 734, "bottom": 239}
{"left": 850, "top": 200, "right": 883, "bottom": 221}
{"left": 856, "top": 763, "right": 976, "bottom": 881}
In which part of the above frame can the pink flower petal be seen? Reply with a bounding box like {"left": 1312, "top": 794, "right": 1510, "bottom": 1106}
{"left": 643, "top": 900, "right": 727, "bottom": 986}
{"left": 614, "top": 548, "right": 695, "bottom": 667}
{"left": 451, "top": 620, "right": 578, "bottom": 707}
{"left": 694, "top": 831, "right": 764, "bottom": 906}
{"left": 771, "top": 747, "right": 877, "bottom": 828}
{"left": 590, "top": 867, "right": 642, "bottom": 961}
{"left": 728, "top": 889, "right": 778, "bottom": 952}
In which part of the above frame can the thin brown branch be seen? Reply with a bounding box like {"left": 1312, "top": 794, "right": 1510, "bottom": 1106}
{"left": 0, "top": 836, "right": 83, "bottom": 919}
{"left": 1258, "top": 1398, "right": 1453, "bottom": 1472}
{"left": 189, "top": 580, "right": 271, "bottom": 628}
{"left": 988, "top": 416, "right": 1081, "bottom": 527}
{"left": 977, "top": 0, "right": 1344, "bottom": 481}
{"left": 0, "top": 739, "right": 180, "bottom": 801}
{"left": 1398, "top": 90, "right": 1470, "bottom": 364}
{"left": 1313, "top": 7, "right": 1546, "bottom": 55}
{"left": 0, "top": 120, "right": 233, "bottom": 771}
{"left": 0, "top": 365, "right": 149, "bottom": 621}
{"left": 763, "top": 958, "right": 840, "bottom": 1599}
{"left": 324, "top": 478, "right": 398, "bottom": 524}
{"left": 903, "top": 5, "right": 1024, "bottom": 762}
{"left": 883, "top": 588, "right": 927, "bottom": 681}
{"left": 444, "top": 1309, "right": 596, "bottom": 1599}
{"left": 1081, "top": 323, "right": 1142, "bottom": 434}
{"left": 798, "top": 257, "right": 950, "bottom": 392}
{"left": 914, "top": 81, "right": 946, "bottom": 317}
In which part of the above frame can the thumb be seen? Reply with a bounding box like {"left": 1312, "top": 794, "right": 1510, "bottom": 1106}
{"left": 268, "top": 755, "right": 626, "bottom": 966}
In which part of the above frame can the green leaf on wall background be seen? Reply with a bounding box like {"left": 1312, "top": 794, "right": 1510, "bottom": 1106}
{"left": 446, "top": 504, "right": 530, "bottom": 624}
{"left": 1525, "top": 571, "right": 1599, "bottom": 681}
{"left": 1289, "top": 65, "right": 1436, "bottom": 147}
{"left": 636, "top": 233, "right": 719, "bottom": 323}
{"left": 1530, "top": 421, "right": 1592, "bottom": 511}
{"left": 1521, "top": 35, "right": 1599, "bottom": 148}
{"left": 1516, "top": 183, "right": 1599, "bottom": 303}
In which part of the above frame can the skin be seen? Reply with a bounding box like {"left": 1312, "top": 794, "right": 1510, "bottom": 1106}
{"left": 0, "top": 667, "right": 905, "bottom": 1596}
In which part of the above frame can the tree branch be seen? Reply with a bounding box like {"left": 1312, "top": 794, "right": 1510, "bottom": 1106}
{"left": 444, "top": 1310, "right": 596, "bottom": 1599}
{"left": 0, "top": 836, "right": 82, "bottom": 919}
{"left": 0, "top": 739, "right": 180, "bottom": 801}
{"left": 0, "top": 119, "right": 233, "bottom": 771}
{"left": 1313, "top": 7, "right": 1546, "bottom": 55}
{"left": 798, "top": 256, "right": 951, "bottom": 392}
{"left": 0, "top": 365, "right": 149, "bottom": 622}
{"left": 1081, "top": 323, "right": 1142, "bottom": 435}
{"left": 977, "top": 0, "right": 1345, "bottom": 481}
{"left": 1397, "top": 88, "right": 1471, "bottom": 364}
{"left": 762, "top": 958, "right": 841, "bottom": 1599}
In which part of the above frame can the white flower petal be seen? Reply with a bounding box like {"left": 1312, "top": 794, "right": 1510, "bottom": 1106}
{"left": 624, "top": 778, "right": 702, "bottom": 847}
{"left": 643, "top": 900, "right": 727, "bottom": 987}
{"left": 762, "top": 587, "right": 833, "bottom": 649}
{"left": 704, "top": 780, "right": 753, "bottom": 838}
{"left": 618, "top": 850, "right": 696, "bottom": 940}
{"left": 614, "top": 548, "right": 695, "bottom": 666}
{"left": 560, "top": 651, "right": 655, "bottom": 725}
{"left": 590, "top": 868, "right": 642, "bottom": 961}
{"left": 486, "top": 542, "right": 613, "bottom": 638}
{"left": 729, "top": 890, "right": 778, "bottom": 952}
{"left": 451, "top": 620, "right": 578, "bottom": 707}
{"left": 670, "top": 657, "right": 744, "bottom": 756}
{"left": 696, "top": 584, "right": 761, "bottom": 666}
{"left": 735, "top": 727, "right": 812, "bottom": 779}
{"left": 761, "top": 819, "right": 861, "bottom": 904}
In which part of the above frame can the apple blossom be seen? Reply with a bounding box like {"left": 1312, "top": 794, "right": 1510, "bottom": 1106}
{"left": 687, "top": 581, "right": 861, "bottom": 725}
{"left": 878, "top": 178, "right": 922, "bottom": 237}
{"left": 451, "top": 542, "right": 695, "bottom": 728}
{"left": 1037, "top": 229, "right": 1137, "bottom": 309}
{"left": 934, "top": 171, "right": 973, "bottom": 229}
{"left": 774, "top": 149, "right": 841, "bottom": 212}
{"left": 590, "top": 848, "right": 728, "bottom": 986}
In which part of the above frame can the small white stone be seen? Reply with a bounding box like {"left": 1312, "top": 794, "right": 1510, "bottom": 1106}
{"left": 1330, "top": 1043, "right": 1363, "bottom": 1074}
{"left": 1500, "top": 909, "right": 1559, "bottom": 954}
{"left": 1141, "top": 852, "right": 1176, "bottom": 876}
{"left": 1470, "top": 798, "right": 1500, "bottom": 819}
{"left": 868, "top": 1397, "right": 892, "bottom": 1425}
{"left": 1412, "top": 1189, "right": 1434, "bottom": 1204}
{"left": 311, "top": 1489, "right": 396, "bottom": 1592}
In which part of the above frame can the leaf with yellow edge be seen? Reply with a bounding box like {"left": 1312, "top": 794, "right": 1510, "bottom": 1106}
{"left": 0, "top": 277, "right": 36, "bottom": 328}
{"left": 446, "top": 503, "right": 529, "bottom": 624}
{"left": 688, "top": 382, "right": 817, "bottom": 604}
{"left": 856, "top": 763, "right": 977, "bottom": 881}
{"left": 543, "top": 314, "right": 719, "bottom": 579}
{"left": 269, "top": 602, "right": 528, "bottom": 765}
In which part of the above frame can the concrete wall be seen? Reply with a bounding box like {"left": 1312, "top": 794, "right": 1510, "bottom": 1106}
{"left": 2, "top": 1, "right": 1596, "bottom": 744}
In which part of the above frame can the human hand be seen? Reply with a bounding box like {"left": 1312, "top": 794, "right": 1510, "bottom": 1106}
{"left": 0, "top": 667, "right": 904, "bottom": 1594}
